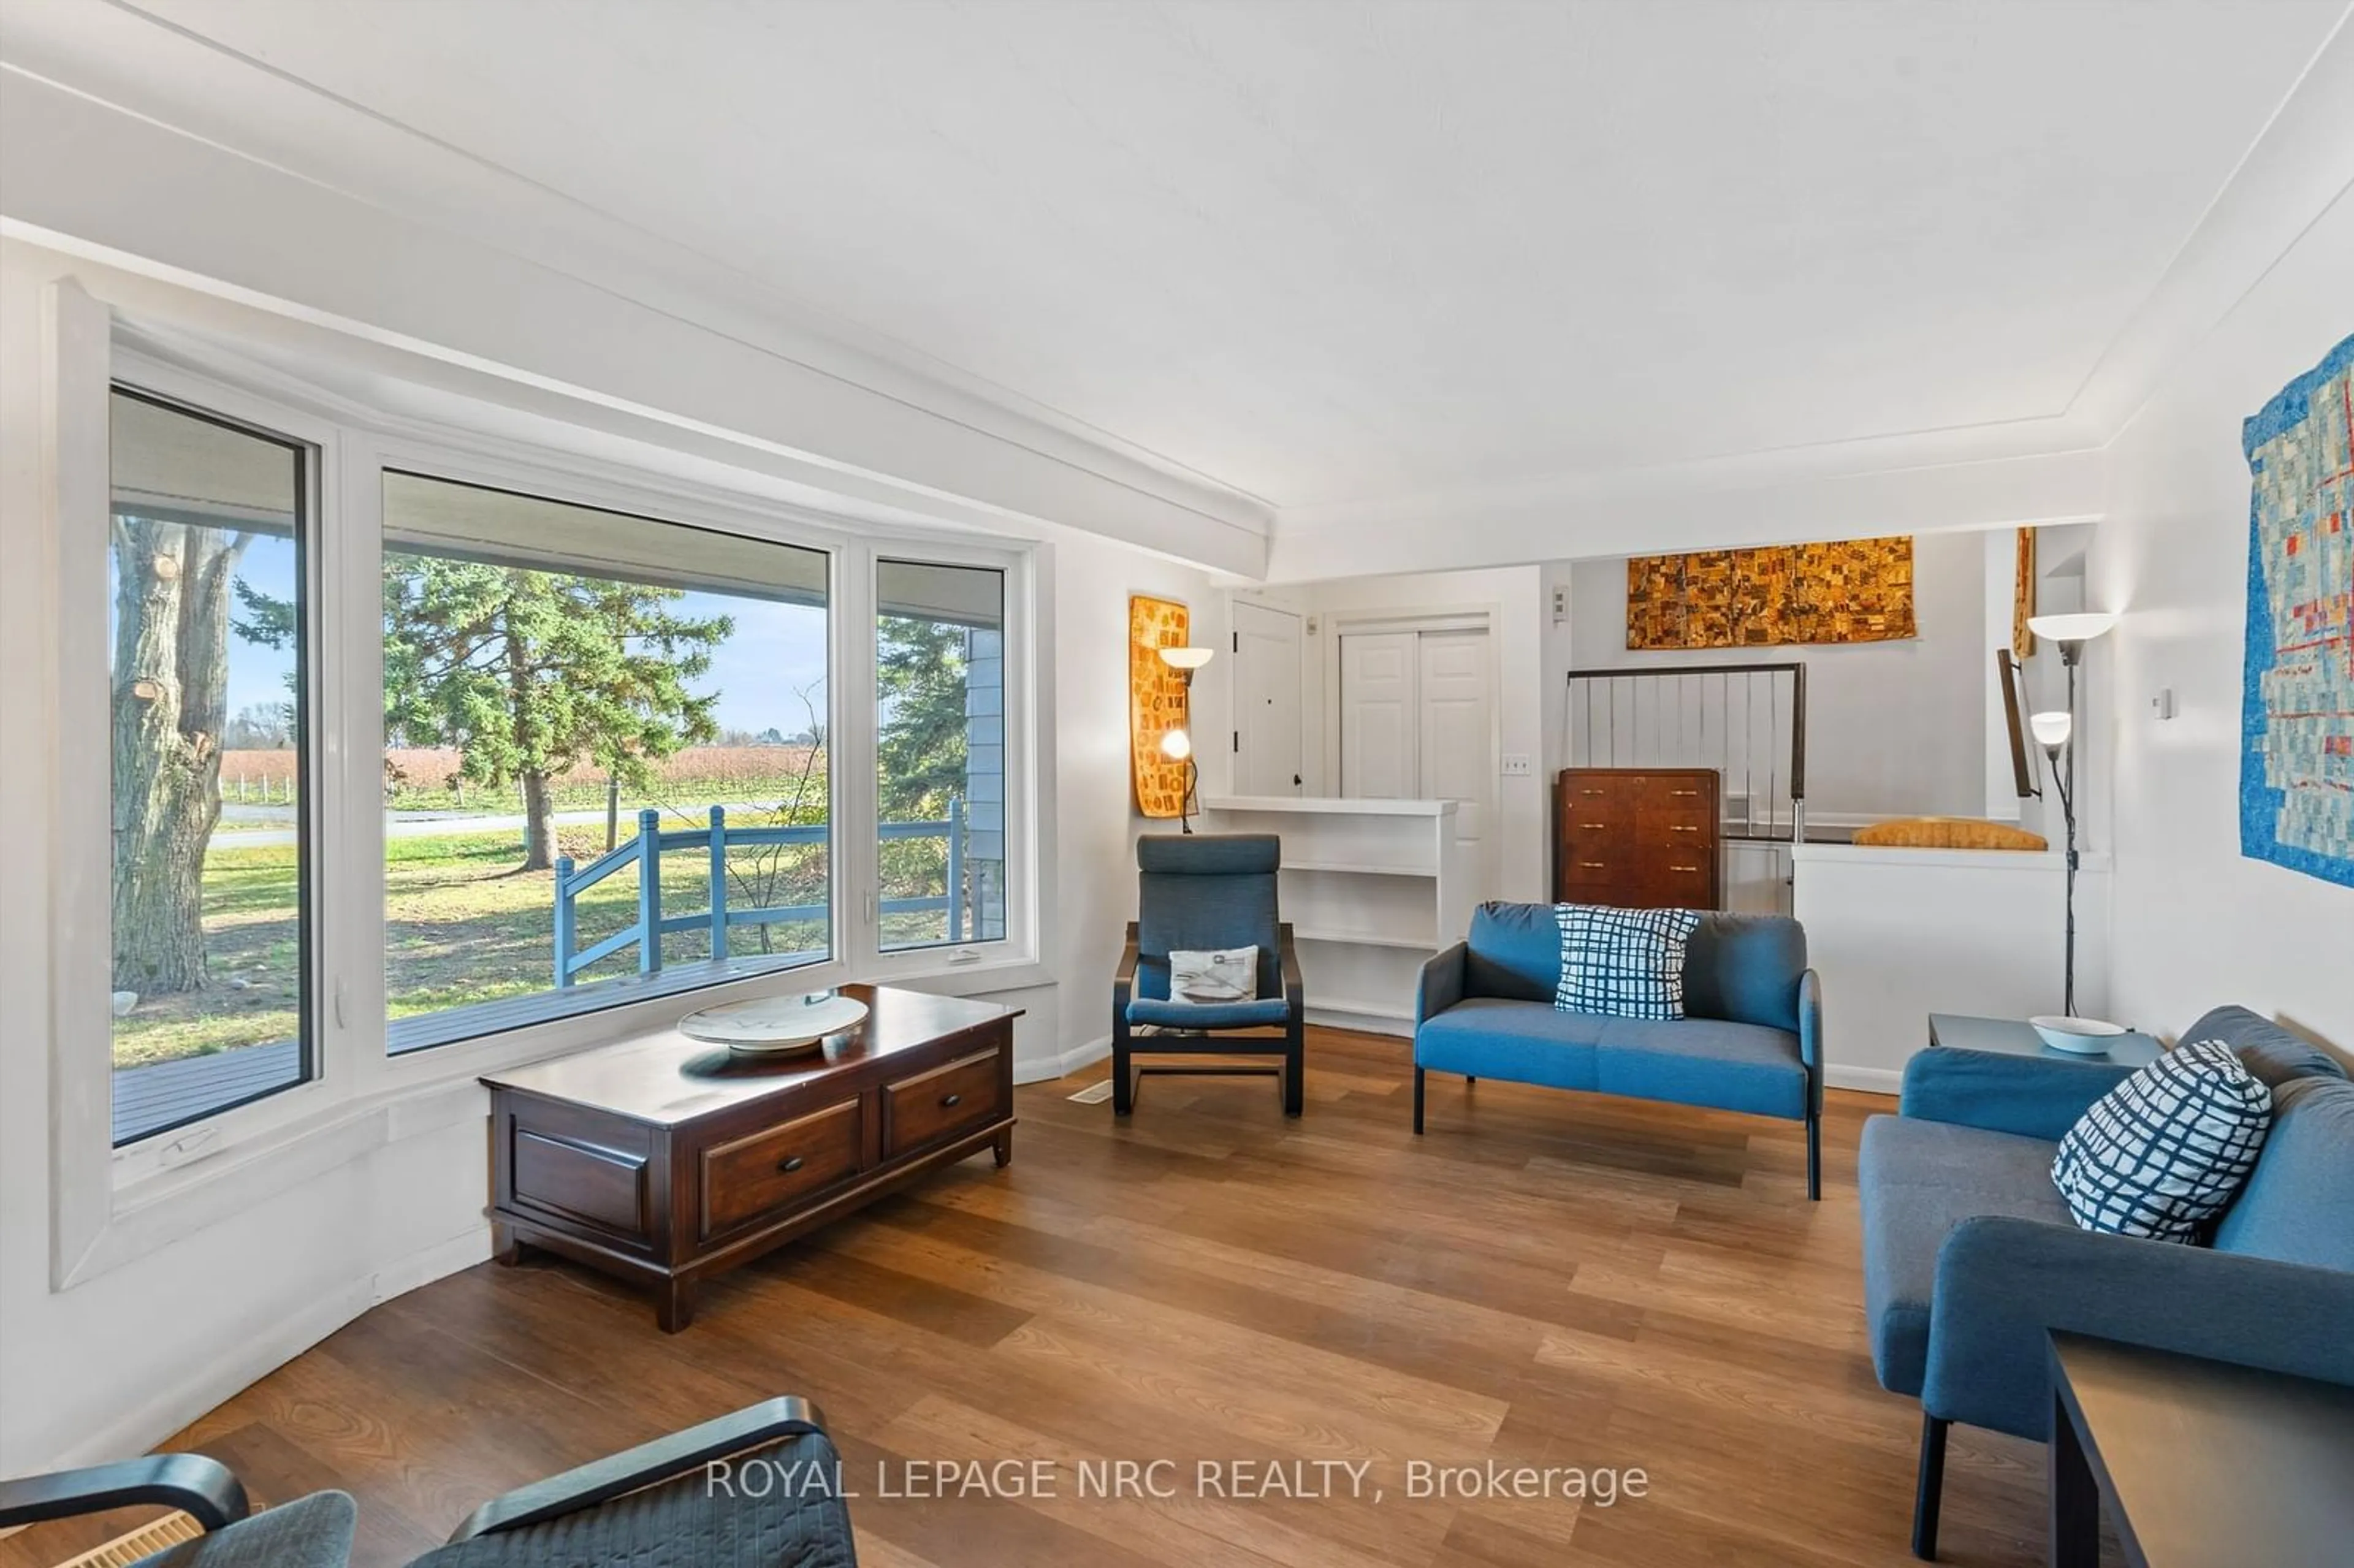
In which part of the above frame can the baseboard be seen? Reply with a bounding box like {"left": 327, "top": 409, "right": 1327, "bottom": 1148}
{"left": 1014, "top": 1034, "right": 1111, "bottom": 1086}
{"left": 1825, "top": 1065, "right": 1903, "bottom": 1095}
{"left": 46, "top": 1224, "right": 493, "bottom": 1471}
{"left": 1305, "top": 1005, "right": 1412, "bottom": 1038}
{"left": 47, "top": 1275, "right": 374, "bottom": 1469}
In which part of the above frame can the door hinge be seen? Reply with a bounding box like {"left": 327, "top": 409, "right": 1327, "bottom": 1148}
{"left": 1232, "top": 631, "right": 1239, "bottom": 652}
{"left": 1233, "top": 731, "right": 1240, "bottom": 753}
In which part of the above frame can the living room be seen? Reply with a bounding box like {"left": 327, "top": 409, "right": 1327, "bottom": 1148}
{"left": 2, "top": 4, "right": 2350, "bottom": 1567}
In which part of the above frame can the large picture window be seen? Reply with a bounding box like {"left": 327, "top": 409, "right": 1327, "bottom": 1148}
{"left": 379, "top": 473, "right": 833, "bottom": 1051}
{"left": 108, "top": 389, "right": 314, "bottom": 1144}
{"left": 877, "top": 559, "right": 1008, "bottom": 951}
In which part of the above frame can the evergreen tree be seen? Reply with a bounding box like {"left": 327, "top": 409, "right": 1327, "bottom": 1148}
{"left": 378, "top": 555, "right": 733, "bottom": 870}
{"left": 876, "top": 617, "right": 969, "bottom": 819}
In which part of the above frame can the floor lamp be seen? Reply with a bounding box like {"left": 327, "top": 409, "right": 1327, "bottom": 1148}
{"left": 1157, "top": 644, "right": 1214, "bottom": 833}
{"left": 2024, "top": 612, "right": 2117, "bottom": 1017}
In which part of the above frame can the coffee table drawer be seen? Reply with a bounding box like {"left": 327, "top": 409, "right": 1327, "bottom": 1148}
{"left": 883, "top": 1046, "right": 1004, "bottom": 1157}
{"left": 698, "top": 1097, "right": 863, "bottom": 1240}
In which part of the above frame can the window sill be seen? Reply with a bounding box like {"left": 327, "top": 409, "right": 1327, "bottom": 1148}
{"left": 74, "top": 945, "right": 1047, "bottom": 1288}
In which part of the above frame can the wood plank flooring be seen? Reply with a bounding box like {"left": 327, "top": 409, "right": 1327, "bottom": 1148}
{"left": 7, "top": 1030, "right": 2061, "bottom": 1567}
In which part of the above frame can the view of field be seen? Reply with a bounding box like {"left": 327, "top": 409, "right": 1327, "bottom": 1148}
{"left": 218, "top": 744, "right": 826, "bottom": 815}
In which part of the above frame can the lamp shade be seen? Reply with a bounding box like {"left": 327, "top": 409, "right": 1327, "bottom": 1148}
{"left": 2026, "top": 612, "right": 2118, "bottom": 645}
{"left": 2030, "top": 710, "right": 2073, "bottom": 749}
{"left": 1157, "top": 645, "right": 1215, "bottom": 672}
{"left": 1159, "top": 727, "right": 1194, "bottom": 760}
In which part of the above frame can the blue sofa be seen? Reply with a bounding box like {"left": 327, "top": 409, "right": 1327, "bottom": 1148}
{"left": 1413, "top": 902, "right": 1823, "bottom": 1198}
{"left": 1860, "top": 1005, "right": 2354, "bottom": 1559}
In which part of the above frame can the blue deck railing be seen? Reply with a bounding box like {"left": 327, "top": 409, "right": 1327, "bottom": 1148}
{"left": 554, "top": 802, "right": 963, "bottom": 986}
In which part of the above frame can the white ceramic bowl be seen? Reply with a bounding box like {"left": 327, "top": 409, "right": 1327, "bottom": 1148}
{"left": 2030, "top": 1015, "right": 2128, "bottom": 1055}
{"left": 680, "top": 992, "right": 869, "bottom": 1055}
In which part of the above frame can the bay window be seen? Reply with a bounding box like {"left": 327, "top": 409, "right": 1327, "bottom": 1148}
{"left": 85, "top": 346, "right": 1035, "bottom": 1162}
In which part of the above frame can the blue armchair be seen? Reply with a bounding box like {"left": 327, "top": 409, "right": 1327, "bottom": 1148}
{"left": 1112, "top": 834, "right": 1305, "bottom": 1116}
{"left": 1860, "top": 1006, "right": 2354, "bottom": 1559}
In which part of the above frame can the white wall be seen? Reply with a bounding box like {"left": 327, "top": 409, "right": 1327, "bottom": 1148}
{"left": 1235, "top": 565, "right": 1548, "bottom": 905}
{"left": 2090, "top": 186, "right": 2354, "bottom": 1052}
{"left": 1563, "top": 533, "right": 1990, "bottom": 820}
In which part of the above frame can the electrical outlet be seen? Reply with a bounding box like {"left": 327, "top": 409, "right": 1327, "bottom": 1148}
{"left": 1501, "top": 753, "right": 1533, "bottom": 777}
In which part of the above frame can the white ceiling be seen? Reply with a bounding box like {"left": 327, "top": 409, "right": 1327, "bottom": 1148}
{"left": 18, "top": 0, "right": 2354, "bottom": 520}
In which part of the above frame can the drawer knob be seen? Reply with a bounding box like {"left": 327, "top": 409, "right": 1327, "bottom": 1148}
{"left": 1579, "top": 788, "right": 1606, "bottom": 796}
{"left": 1669, "top": 789, "right": 1700, "bottom": 797}
{"left": 1579, "top": 860, "right": 1607, "bottom": 869}
{"left": 1670, "top": 824, "right": 1699, "bottom": 833}
{"left": 1671, "top": 864, "right": 1699, "bottom": 873}
{"left": 777, "top": 1155, "right": 805, "bottom": 1173}
{"left": 940, "top": 1092, "right": 963, "bottom": 1108}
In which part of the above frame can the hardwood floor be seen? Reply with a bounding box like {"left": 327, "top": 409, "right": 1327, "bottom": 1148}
{"left": 9, "top": 1030, "right": 2059, "bottom": 1567}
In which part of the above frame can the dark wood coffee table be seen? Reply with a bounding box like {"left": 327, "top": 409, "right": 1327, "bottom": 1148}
{"left": 482, "top": 983, "right": 1018, "bottom": 1330}
{"left": 2049, "top": 1332, "right": 2354, "bottom": 1567}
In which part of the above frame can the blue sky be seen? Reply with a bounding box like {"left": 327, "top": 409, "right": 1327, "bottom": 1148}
{"left": 204, "top": 542, "right": 834, "bottom": 738}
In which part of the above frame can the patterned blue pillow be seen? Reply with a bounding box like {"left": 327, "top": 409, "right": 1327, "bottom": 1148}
{"left": 2052, "top": 1040, "right": 2272, "bottom": 1241}
{"left": 1553, "top": 904, "right": 1701, "bottom": 1021}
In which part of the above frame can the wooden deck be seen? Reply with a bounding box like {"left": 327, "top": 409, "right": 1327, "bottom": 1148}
{"left": 45, "top": 1030, "right": 2066, "bottom": 1567}
{"left": 112, "top": 954, "right": 827, "bottom": 1143}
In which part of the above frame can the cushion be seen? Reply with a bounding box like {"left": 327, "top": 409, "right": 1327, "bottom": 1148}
{"left": 1680, "top": 912, "right": 1807, "bottom": 1033}
{"left": 1591, "top": 1016, "right": 1807, "bottom": 1119}
{"left": 2181, "top": 1004, "right": 2350, "bottom": 1089}
{"left": 1135, "top": 833, "right": 1279, "bottom": 969}
{"left": 1851, "top": 816, "right": 2047, "bottom": 850}
{"left": 2051, "top": 1040, "right": 2272, "bottom": 1241}
{"left": 1126, "top": 996, "right": 1291, "bottom": 1030}
{"left": 1464, "top": 900, "right": 1561, "bottom": 1002}
{"left": 1415, "top": 997, "right": 1602, "bottom": 1090}
{"left": 1555, "top": 904, "right": 1701, "bottom": 1021}
{"left": 139, "top": 1491, "right": 356, "bottom": 1568}
{"left": 414, "top": 1431, "right": 858, "bottom": 1568}
{"left": 1858, "top": 1114, "right": 2071, "bottom": 1397}
{"left": 1167, "top": 946, "right": 1259, "bottom": 1005}
{"left": 2211, "top": 1074, "right": 2354, "bottom": 1269}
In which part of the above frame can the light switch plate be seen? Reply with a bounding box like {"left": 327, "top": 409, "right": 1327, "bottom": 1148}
{"left": 1501, "top": 753, "right": 1533, "bottom": 777}
{"left": 2152, "top": 688, "right": 2177, "bottom": 720}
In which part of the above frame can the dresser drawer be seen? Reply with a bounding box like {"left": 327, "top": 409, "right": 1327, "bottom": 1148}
{"left": 698, "top": 1097, "right": 863, "bottom": 1241}
{"left": 883, "top": 1046, "right": 1005, "bottom": 1158}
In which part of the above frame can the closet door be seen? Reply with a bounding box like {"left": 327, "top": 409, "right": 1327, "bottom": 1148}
{"left": 1339, "top": 633, "right": 1417, "bottom": 798}
{"left": 1418, "top": 629, "right": 1495, "bottom": 896}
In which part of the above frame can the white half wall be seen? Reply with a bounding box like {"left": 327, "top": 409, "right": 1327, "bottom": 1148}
{"left": 2089, "top": 185, "right": 2354, "bottom": 1052}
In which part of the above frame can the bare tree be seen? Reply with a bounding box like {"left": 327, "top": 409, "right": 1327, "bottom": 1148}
{"left": 110, "top": 516, "right": 251, "bottom": 994}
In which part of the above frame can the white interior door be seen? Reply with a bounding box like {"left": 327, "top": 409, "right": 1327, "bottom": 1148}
{"left": 1232, "top": 602, "right": 1304, "bottom": 795}
{"left": 1339, "top": 633, "right": 1417, "bottom": 798}
{"left": 1417, "top": 629, "right": 1495, "bottom": 896}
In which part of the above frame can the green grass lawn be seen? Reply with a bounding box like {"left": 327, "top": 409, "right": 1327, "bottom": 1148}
{"left": 112, "top": 813, "right": 948, "bottom": 1070}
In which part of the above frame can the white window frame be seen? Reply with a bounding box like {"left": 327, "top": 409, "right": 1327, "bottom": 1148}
{"left": 45, "top": 287, "right": 1050, "bottom": 1288}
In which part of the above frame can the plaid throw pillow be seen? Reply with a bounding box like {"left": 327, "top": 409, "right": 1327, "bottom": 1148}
{"left": 1553, "top": 904, "right": 1701, "bottom": 1021}
{"left": 2051, "top": 1039, "right": 2272, "bottom": 1241}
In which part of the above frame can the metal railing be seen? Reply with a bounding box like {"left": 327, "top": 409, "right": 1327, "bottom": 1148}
{"left": 1564, "top": 663, "right": 1808, "bottom": 842}
{"left": 554, "top": 801, "right": 964, "bottom": 986}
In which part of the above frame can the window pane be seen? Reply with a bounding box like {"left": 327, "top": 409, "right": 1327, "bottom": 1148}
{"left": 381, "top": 473, "right": 832, "bottom": 1051}
{"left": 109, "top": 390, "right": 311, "bottom": 1144}
{"left": 876, "top": 560, "right": 1006, "bottom": 951}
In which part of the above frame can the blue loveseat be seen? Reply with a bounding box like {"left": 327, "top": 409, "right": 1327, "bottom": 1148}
{"left": 1412, "top": 902, "right": 1823, "bottom": 1198}
{"left": 1860, "top": 1005, "right": 2354, "bottom": 1559}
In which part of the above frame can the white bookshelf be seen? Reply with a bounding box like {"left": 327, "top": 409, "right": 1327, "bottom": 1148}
{"left": 1197, "top": 796, "right": 1469, "bottom": 1036}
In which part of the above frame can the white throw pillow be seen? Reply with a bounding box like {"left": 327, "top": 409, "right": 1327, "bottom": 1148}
{"left": 1167, "top": 947, "right": 1260, "bottom": 1005}
{"left": 2051, "top": 1039, "right": 2272, "bottom": 1241}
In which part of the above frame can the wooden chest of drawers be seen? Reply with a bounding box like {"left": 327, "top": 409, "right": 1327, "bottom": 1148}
{"left": 1554, "top": 767, "right": 1723, "bottom": 910}
{"left": 483, "top": 984, "right": 1016, "bottom": 1331}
